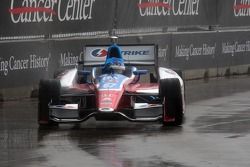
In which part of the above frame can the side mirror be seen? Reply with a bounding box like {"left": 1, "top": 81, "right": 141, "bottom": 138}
{"left": 133, "top": 70, "right": 148, "bottom": 75}
{"left": 77, "top": 70, "right": 91, "bottom": 76}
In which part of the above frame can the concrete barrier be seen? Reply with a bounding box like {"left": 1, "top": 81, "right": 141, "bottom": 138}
{"left": 1, "top": 0, "right": 250, "bottom": 100}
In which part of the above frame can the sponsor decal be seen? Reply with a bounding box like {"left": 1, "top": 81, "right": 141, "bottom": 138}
{"left": 99, "top": 93, "right": 113, "bottom": 105}
{"left": 98, "top": 91, "right": 117, "bottom": 109}
{"left": 102, "top": 83, "right": 117, "bottom": 89}
{"left": 138, "top": 0, "right": 200, "bottom": 17}
{"left": 100, "top": 93, "right": 113, "bottom": 98}
{"left": 121, "top": 50, "right": 150, "bottom": 56}
{"left": 91, "top": 48, "right": 151, "bottom": 58}
{"left": 233, "top": 0, "right": 250, "bottom": 17}
{"left": 98, "top": 74, "right": 127, "bottom": 90}
{"left": 9, "top": 0, "right": 96, "bottom": 23}
{"left": 102, "top": 75, "right": 119, "bottom": 83}
{"left": 100, "top": 75, "right": 119, "bottom": 89}
{"left": 91, "top": 49, "right": 108, "bottom": 57}
{"left": 101, "top": 97, "right": 112, "bottom": 104}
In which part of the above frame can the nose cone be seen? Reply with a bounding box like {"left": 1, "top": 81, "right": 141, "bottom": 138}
{"left": 97, "top": 90, "right": 123, "bottom": 112}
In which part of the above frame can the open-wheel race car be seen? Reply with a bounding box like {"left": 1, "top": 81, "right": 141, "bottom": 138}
{"left": 38, "top": 42, "right": 185, "bottom": 127}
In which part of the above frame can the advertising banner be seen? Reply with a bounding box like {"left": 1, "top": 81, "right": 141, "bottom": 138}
{"left": 217, "top": 31, "right": 250, "bottom": 67}
{"left": 170, "top": 32, "right": 217, "bottom": 70}
{"left": 116, "top": 0, "right": 217, "bottom": 28}
{"left": 0, "top": 40, "right": 86, "bottom": 88}
{"left": 170, "top": 31, "right": 250, "bottom": 70}
{"left": 116, "top": 34, "right": 171, "bottom": 68}
{"left": 0, "top": 39, "right": 112, "bottom": 88}
{"left": 0, "top": 41, "right": 51, "bottom": 88}
{"left": 217, "top": 0, "right": 250, "bottom": 26}
{"left": 51, "top": 40, "right": 84, "bottom": 70}
{"left": 84, "top": 45, "right": 155, "bottom": 65}
{"left": 2, "top": 31, "right": 250, "bottom": 89}
{"left": 0, "top": 0, "right": 115, "bottom": 37}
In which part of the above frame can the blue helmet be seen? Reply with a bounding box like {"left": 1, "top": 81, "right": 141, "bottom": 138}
{"left": 105, "top": 44, "right": 123, "bottom": 64}
{"left": 103, "top": 44, "right": 125, "bottom": 73}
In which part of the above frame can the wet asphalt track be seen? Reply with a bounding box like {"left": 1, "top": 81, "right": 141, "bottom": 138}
{"left": 1, "top": 76, "right": 250, "bottom": 167}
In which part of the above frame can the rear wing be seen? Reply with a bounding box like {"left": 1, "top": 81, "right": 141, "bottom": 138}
{"left": 83, "top": 45, "right": 157, "bottom": 66}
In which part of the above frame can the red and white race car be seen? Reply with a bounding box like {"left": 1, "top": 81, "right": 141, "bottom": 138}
{"left": 38, "top": 43, "right": 185, "bottom": 126}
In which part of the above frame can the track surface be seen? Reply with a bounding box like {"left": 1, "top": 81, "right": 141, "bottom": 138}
{"left": 1, "top": 76, "right": 250, "bottom": 167}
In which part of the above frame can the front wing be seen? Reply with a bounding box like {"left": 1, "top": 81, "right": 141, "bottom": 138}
{"left": 49, "top": 85, "right": 163, "bottom": 123}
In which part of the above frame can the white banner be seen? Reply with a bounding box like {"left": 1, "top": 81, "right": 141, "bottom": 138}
{"left": 84, "top": 45, "right": 155, "bottom": 65}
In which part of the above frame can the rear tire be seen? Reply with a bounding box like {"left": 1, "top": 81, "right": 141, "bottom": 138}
{"left": 38, "top": 79, "right": 61, "bottom": 126}
{"left": 160, "top": 78, "right": 183, "bottom": 126}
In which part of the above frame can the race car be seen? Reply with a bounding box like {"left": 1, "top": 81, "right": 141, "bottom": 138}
{"left": 38, "top": 43, "right": 185, "bottom": 126}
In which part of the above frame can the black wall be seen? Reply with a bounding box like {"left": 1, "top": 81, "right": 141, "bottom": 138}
{"left": 1, "top": 0, "right": 250, "bottom": 38}
{"left": 1, "top": 0, "right": 115, "bottom": 36}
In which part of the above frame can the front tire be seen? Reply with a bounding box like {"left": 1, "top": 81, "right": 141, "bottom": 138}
{"left": 160, "top": 78, "right": 184, "bottom": 126}
{"left": 38, "top": 79, "right": 61, "bottom": 126}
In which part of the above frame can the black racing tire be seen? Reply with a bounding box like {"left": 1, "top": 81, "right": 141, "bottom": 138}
{"left": 38, "top": 79, "right": 61, "bottom": 126}
{"left": 160, "top": 78, "right": 184, "bottom": 126}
